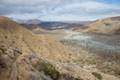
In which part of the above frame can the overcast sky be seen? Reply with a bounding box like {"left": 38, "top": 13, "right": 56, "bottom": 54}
{"left": 0, "top": 0, "right": 120, "bottom": 21}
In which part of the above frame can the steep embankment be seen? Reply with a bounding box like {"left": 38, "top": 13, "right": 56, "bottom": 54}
{"left": 83, "top": 16, "right": 120, "bottom": 34}
{"left": 0, "top": 16, "right": 119, "bottom": 80}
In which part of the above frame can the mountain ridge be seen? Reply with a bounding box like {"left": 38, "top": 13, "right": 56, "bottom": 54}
{"left": 82, "top": 16, "right": 120, "bottom": 34}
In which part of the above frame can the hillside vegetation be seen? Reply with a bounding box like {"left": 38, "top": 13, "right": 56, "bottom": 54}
{"left": 0, "top": 16, "right": 119, "bottom": 80}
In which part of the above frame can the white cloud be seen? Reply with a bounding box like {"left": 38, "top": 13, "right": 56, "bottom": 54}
{"left": 1, "top": 0, "right": 120, "bottom": 21}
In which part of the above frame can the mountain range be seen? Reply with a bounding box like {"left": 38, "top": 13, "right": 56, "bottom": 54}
{"left": 14, "top": 18, "right": 91, "bottom": 30}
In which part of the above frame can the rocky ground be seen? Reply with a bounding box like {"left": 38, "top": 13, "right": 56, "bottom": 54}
{"left": 0, "top": 17, "right": 120, "bottom": 80}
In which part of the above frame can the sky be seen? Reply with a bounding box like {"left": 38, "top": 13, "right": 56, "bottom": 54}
{"left": 0, "top": 0, "right": 120, "bottom": 21}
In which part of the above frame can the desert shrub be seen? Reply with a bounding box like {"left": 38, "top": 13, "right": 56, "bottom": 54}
{"left": 59, "top": 74, "right": 83, "bottom": 80}
{"left": 33, "top": 60, "right": 60, "bottom": 80}
{"left": 4, "top": 35, "right": 8, "bottom": 39}
{"left": 92, "top": 72, "right": 102, "bottom": 80}
{"left": 104, "top": 22, "right": 111, "bottom": 26}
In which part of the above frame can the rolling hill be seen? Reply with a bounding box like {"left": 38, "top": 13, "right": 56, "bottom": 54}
{"left": 83, "top": 16, "right": 120, "bottom": 34}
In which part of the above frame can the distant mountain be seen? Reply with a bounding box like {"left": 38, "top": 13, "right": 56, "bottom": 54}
{"left": 38, "top": 21, "right": 84, "bottom": 30}
{"left": 14, "top": 19, "right": 41, "bottom": 24}
{"left": 14, "top": 18, "right": 91, "bottom": 30}
{"left": 82, "top": 16, "right": 120, "bottom": 34}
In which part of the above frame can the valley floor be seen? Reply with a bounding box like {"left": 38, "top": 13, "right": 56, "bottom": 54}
{"left": 34, "top": 29, "right": 120, "bottom": 79}
{"left": 59, "top": 30, "right": 120, "bottom": 78}
{"left": 63, "top": 30, "right": 120, "bottom": 55}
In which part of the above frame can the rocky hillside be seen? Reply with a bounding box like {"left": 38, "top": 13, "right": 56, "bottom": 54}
{"left": 0, "top": 16, "right": 119, "bottom": 80}
{"left": 0, "top": 16, "right": 76, "bottom": 80}
{"left": 83, "top": 16, "right": 120, "bottom": 34}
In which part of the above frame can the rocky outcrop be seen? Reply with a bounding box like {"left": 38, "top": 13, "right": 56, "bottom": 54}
{"left": 0, "top": 44, "right": 21, "bottom": 80}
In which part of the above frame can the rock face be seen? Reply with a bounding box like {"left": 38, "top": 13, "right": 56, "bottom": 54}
{"left": 0, "top": 17, "right": 119, "bottom": 80}
{"left": 83, "top": 16, "right": 120, "bottom": 34}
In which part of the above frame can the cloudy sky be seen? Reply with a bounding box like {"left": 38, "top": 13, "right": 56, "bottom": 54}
{"left": 0, "top": 0, "right": 120, "bottom": 21}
